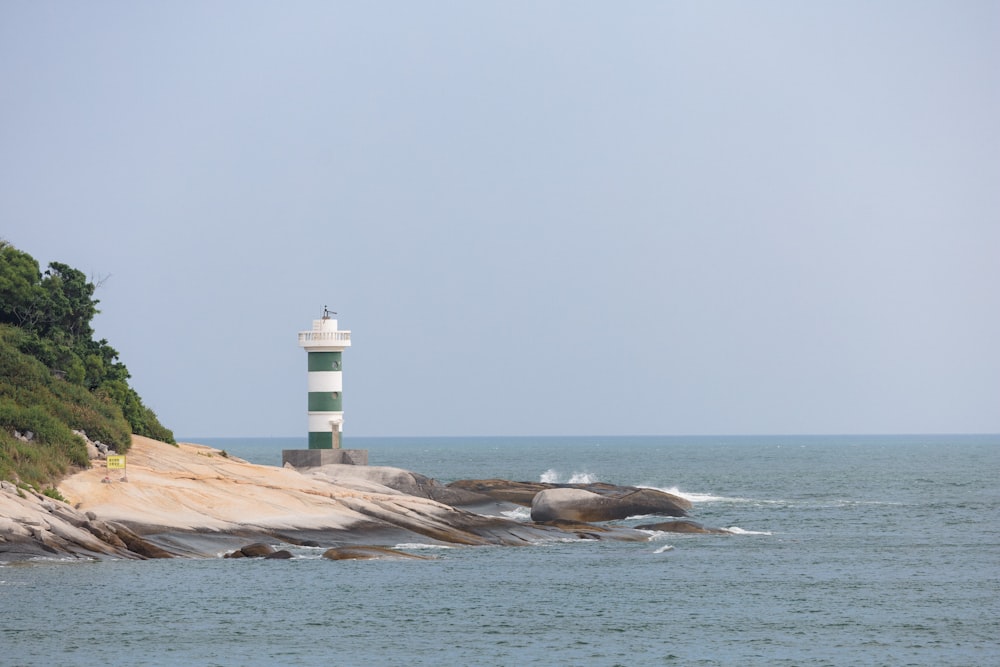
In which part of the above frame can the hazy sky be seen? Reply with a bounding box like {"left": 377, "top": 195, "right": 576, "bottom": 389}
{"left": 2, "top": 2, "right": 998, "bottom": 438}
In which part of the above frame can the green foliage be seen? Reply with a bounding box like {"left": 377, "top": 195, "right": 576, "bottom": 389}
{"left": 0, "top": 244, "right": 46, "bottom": 330}
{"left": 0, "top": 329, "right": 131, "bottom": 487}
{"left": 42, "top": 486, "right": 67, "bottom": 502}
{"left": 0, "top": 240, "right": 176, "bottom": 485}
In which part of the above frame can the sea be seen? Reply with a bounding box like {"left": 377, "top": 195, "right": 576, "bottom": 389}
{"left": 2, "top": 434, "right": 998, "bottom": 666}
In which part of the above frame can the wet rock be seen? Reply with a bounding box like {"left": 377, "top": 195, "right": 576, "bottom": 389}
{"left": 446, "top": 479, "right": 551, "bottom": 506}
{"left": 107, "top": 523, "right": 174, "bottom": 558}
{"left": 227, "top": 542, "right": 275, "bottom": 558}
{"left": 531, "top": 487, "right": 689, "bottom": 523}
{"left": 265, "top": 549, "right": 294, "bottom": 559}
{"left": 83, "top": 520, "right": 128, "bottom": 549}
{"left": 634, "top": 520, "right": 731, "bottom": 535}
{"left": 450, "top": 479, "right": 693, "bottom": 515}
{"left": 532, "top": 519, "right": 652, "bottom": 542}
{"left": 322, "top": 546, "right": 432, "bottom": 561}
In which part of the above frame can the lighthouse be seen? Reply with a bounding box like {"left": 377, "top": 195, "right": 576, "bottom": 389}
{"left": 300, "top": 307, "right": 350, "bottom": 449}
{"left": 282, "top": 308, "right": 367, "bottom": 468}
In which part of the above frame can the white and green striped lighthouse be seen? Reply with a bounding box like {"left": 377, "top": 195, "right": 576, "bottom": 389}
{"left": 299, "top": 307, "right": 351, "bottom": 449}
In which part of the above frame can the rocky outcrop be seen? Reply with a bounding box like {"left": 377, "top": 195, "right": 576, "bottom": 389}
{"left": 224, "top": 543, "right": 295, "bottom": 559}
{"left": 634, "top": 520, "right": 732, "bottom": 535}
{"left": 308, "top": 465, "right": 498, "bottom": 508}
{"left": 448, "top": 479, "right": 693, "bottom": 515}
{"left": 531, "top": 519, "right": 653, "bottom": 542}
{"left": 322, "top": 545, "right": 433, "bottom": 561}
{"left": 530, "top": 486, "right": 690, "bottom": 522}
{"left": 0, "top": 480, "right": 168, "bottom": 561}
{"left": 2, "top": 436, "right": 702, "bottom": 561}
{"left": 446, "top": 479, "right": 553, "bottom": 506}
{"left": 225, "top": 542, "right": 276, "bottom": 558}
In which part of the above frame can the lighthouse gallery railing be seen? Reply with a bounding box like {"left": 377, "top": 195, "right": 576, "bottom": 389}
{"left": 298, "top": 331, "right": 351, "bottom": 344}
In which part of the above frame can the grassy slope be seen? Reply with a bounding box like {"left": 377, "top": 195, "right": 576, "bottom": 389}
{"left": 0, "top": 324, "right": 132, "bottom": 488}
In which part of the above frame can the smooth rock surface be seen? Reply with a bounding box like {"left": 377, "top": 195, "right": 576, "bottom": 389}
{"left": 531, "top": 487, "right": 690, "bottom": 522}
{"left": 3, "top": 436, "right": 674, "bottom": 561}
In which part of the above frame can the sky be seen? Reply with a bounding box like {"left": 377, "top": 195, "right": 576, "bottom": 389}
{"left": 2, "top": 2, "right": 998, "bottom": 438}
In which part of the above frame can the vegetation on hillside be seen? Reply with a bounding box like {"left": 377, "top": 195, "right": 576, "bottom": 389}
{"left": 0, "top": 241, "right": 174, "bottom": 487}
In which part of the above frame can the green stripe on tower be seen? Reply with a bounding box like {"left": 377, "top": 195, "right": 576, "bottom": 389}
{"left": 308, "top": 432, "right": 333, "bottom": 449}
{"left": 308, "top": 351, "right": 342, "bottom": 371}
{"left": 308, "top": 391, "right": 343, "bottom": 412}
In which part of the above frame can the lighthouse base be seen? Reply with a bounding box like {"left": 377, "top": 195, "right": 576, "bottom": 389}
{"left": 282, "top": 449, "right": 368, "bottom": 468}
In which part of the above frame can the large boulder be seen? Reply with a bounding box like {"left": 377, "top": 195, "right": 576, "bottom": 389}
{"left": 531, "top": 487, "right": 690, "bottom": 523}
{"left": 225, "top": 542, "right": 275, "bottom": 558}
{"left": 265, "top": 549, "right": 294, "bottom": 559}
{"left": 449, "top": 479, "right": 693, "bottom": 513}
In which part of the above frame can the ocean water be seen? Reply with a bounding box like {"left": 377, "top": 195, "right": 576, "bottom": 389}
{"left": 2, "top": 434, "right": 998, "bottom": 666}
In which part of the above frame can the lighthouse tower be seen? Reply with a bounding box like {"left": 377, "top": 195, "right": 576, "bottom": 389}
{"left": 282, "top": 308, "right": 367, "bottom": 468}
{"left": 300, "top": 307, "right": 350, "bottom": 449}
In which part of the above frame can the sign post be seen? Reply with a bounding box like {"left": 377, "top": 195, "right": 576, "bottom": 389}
{"left": 106, "top": 455, "right": 127, "bottom": 483}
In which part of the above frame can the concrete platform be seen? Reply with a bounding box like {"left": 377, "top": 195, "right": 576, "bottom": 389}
{"left": 282, "top": 449, "right": 368, "bottom": 468}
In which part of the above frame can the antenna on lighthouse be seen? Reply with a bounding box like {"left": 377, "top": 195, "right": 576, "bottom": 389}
{"left": 322, "top": 305, "right": 337, "bottom": 319}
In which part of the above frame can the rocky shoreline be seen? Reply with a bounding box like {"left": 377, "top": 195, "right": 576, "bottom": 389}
{"left": 1, "top": 435, "right": 701, "bottom": 562}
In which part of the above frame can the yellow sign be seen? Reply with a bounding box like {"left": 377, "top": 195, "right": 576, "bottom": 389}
{"left": 106, "top": 455, "right": 126, "bottom": 470}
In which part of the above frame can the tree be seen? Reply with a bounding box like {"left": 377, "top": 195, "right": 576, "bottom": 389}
{"left": 0, "top": 242, "right": 49, "bottom": 331}
{"left": 0, "top": 241, "right": 174, "bottom": 443}
{"left": 42, "top": 262, "right": 98, "bottom": 342}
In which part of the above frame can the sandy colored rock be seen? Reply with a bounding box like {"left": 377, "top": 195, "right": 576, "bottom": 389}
{"left": 4, "top": 436, "right": 666, "bottom": 560}
{"left": 48, "top": 436, "right": 613, "bottom": 556}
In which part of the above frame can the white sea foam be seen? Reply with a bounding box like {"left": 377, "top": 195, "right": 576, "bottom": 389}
{"left": 639, "top": 529, "right": 669, "bottom": 541}
{"left": 653, "top": 544, "right": 675, "bottom": 553}
{"left": 393, "top": 543, "right": 455, "bottom": 550}
{"left": 27, "top": 555, "right": 92, "bottom": 563}
{"left": 639, "top": 485, "right": 744, "bottom": 503}
{"left": 539, "top": 469, "right": 598, "bottom": 484}
{"left": 501, "top": 506, "right": 532, "bottom": 521}
{"left": 724, "top": 526, "right": 772, "bottom": 536}
{"left": 540, "top": 475, "right": 747, "bottom": 503}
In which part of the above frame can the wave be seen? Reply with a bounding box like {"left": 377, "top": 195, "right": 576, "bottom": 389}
{"left": 723, "top": 526, "right": 772, "bottom": 536}
{"left": 638, "top": 485, "right": 739, "bottom": 503}
{"left": 540, "top": 469, "right": 598, "bottom": 484}
{"left": 393, "top": 543, "right": 455, "bottom": 550}
{"left": 653, "top": 544, "right": 675, "bottom": 553}
{"left": 500, "top": 506, "right": 532, "bottom": 521}
{"left": 538, "top": 472, "right": 766, "bottom": 507}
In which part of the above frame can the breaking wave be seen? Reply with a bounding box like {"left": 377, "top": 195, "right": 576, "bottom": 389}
{"left": 500, "top": 506, "right": 532, "bottom": 521}
{"left": 538, "top": 473, "right": 765, "bottom": 507}
{"left": 540, "top": 469, "right": 598, "bottom": 484}
{"left": 723, "top": 527, "right": 772, "bottom": 536}
{"left": 639, "top": 485, "right": 747, "bottom": 504}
